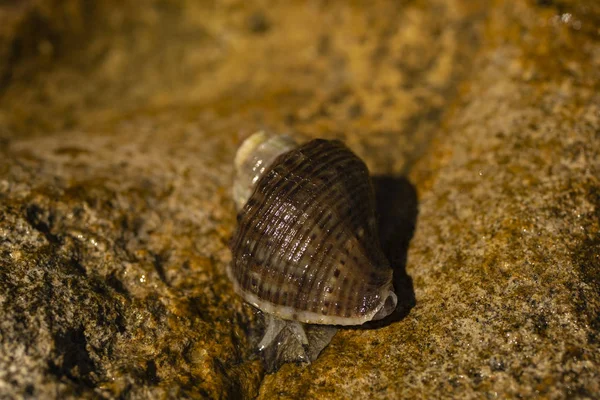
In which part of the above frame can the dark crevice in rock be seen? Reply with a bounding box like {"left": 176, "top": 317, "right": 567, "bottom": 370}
{"left": 65, "top": 246, "right": 88, "bottom": 277}
{"left": 47, "top": 326, "right": 97, "bottom": 388}
{"left": 24, "top": 203, "right": 60, "bottom": 245}
{"left": 151, "top": 250, "right": 170, "bottom": 286}
{"left": 106, "top": 271, "right": 129, "bottom": 297}
{"left": 143, "top": 360, "right": 160, "bottom": 385}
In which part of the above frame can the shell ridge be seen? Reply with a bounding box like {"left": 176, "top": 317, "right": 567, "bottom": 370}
{"left": 233, "top": 141, "right": 343, "bottom": 302}
{"left": 245, "top": 162, "right": 298, "bottom": 241}
{"left": 270, "top": 143, "right": 352, "bottom": 311}
{"left": 250, "top": 144, "right": 343, "bottom": 297}
{"left": 298, "top": 145, "right": 381, "bottom": 316}
{"left": 246, "top": 141, "right": 339, "bottom": 244}
{"left": 235, "top": 153, "right": 308, "bottom": 291}
{"left": 291, "top": 195, "right": 350, "bottom": 311}
{"left": 283, "top": 143, "right": 360, "bottom": 313}
{"left": 255, "top": 142, "right": 354, "bottom": 298}
{"left": 239, "top": 148, "right": 305, "bottom": 236}
{"left": 268, "top": 140, "right": 385, "bottom": 317}
{"left": 298, "top": 166, "right": 366, "bottom": 314}
{"left": 230, "top": 137, "right": 395, "bottom": 325}
{"left": 257, "top": 143, "right": 343, "bottom": 251}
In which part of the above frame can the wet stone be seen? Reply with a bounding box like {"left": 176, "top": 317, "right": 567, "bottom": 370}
{"left": 1, "top": 0, "right": 599, "bottom": 399}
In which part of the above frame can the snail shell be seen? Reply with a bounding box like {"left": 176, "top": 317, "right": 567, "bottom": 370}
{"left": 229, "top": 132, "right": 397, "bottom": 328}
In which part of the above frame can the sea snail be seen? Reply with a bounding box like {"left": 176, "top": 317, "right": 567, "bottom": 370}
{"left": 228, "top": 131, "right": 397, "bottom": 370}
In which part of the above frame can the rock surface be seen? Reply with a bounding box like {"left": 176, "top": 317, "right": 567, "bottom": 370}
{"left": 1, "top": 0, "right": 599, "bottom": 399}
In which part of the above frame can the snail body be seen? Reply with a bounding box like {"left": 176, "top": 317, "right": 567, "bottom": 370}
{"left": 229, "top": 132, "right": 397, "bottom": 370}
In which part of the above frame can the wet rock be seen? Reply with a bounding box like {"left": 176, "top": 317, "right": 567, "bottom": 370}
{"left": 0, "top": 131, "right": 263, "bottom": 398}
{"left": 259, "top": 1, "right": 600, "bottom": 398}
{"left": 1, "top": 0, "right": 599, "bottom": 398}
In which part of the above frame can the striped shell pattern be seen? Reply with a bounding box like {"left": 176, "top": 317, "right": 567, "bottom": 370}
{"left": 229, "top": 133, "right": 396, "bottom": 326}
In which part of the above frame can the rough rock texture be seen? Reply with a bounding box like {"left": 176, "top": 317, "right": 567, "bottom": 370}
{"left": 1, "top": 0, "right": 599, "bottom": 399}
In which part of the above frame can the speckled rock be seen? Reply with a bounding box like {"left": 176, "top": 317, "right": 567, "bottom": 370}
{"left": 1, "top": 0, "right": 599, "bottom": 399}
{"left": 0, "top": 128, "right": 265, "bottom": 398}
{"left": 258, "top": 1, "right": 600, "bottom": 398}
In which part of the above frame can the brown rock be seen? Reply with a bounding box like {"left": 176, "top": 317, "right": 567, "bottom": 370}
{"left": 0, "top": 0, "right": 598, "bottom": 398}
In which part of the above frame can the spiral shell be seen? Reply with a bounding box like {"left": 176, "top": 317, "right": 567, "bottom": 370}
{"left": 229, "top": 132, "right": 397, "bottom": 326}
